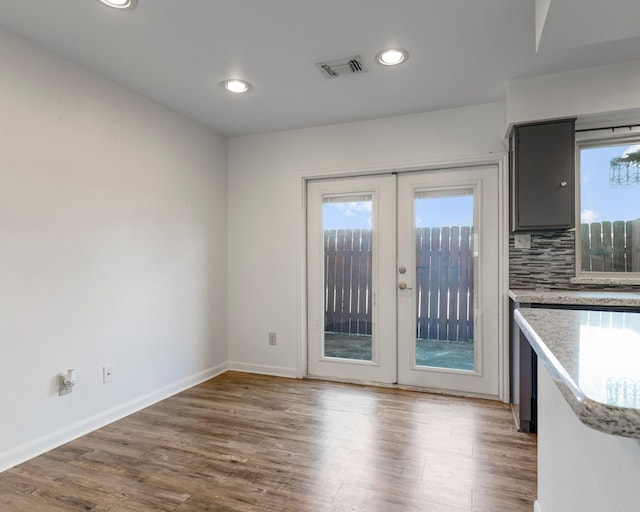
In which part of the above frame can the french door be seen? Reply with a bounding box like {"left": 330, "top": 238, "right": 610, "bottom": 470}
{"left": 306, "top": 166, "right": 500, "bottom": 397}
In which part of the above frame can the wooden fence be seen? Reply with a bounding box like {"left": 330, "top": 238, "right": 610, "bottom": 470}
{"left": 580, "top": 220, "right": 640, "bottom": 272}
{"left": 415, "top": 226, "right": 474, "bottom": 342}
{"left": 324, "top": 227, "right": 474, "bottom": 342}
{"left": 324, "top": 229, "right": 372, "bottom": 336}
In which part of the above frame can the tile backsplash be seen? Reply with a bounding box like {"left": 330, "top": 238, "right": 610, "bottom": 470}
{"left": 509, "top": 230, "right": 640, "bottom": 290}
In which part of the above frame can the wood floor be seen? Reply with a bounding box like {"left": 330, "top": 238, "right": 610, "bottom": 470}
{"left": 0, "top": 372, "right": 537, "bottom": 511}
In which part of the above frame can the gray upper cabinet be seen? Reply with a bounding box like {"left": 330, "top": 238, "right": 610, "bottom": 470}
{"left": 510, "top": 118, "right": 576, "bottom": 232}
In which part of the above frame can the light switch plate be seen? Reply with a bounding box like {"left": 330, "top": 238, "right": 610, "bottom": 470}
{"left": 514, "top": 234, "right": 531, "bottom": 249}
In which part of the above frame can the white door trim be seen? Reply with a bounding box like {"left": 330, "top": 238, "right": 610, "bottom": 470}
{"left": 295, "top": 153, "right": 510, "bottom": 402}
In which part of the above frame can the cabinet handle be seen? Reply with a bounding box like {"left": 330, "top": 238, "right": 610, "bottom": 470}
{"left": 560, "top": 181, "right": 567, "bottom": 187}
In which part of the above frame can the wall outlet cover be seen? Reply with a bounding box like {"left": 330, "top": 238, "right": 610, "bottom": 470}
{"left": 514, "top": 234, "right": 532, "bottom": 249}
{"left": 58, "top": 375, "right": 73, "bottom": 396}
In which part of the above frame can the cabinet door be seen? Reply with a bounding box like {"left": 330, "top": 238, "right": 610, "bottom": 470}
{"left": 512, "top": 119, "right": 575, "bottom": 231}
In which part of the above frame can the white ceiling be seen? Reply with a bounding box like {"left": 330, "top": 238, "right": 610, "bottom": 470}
{"left": 1, "top": 0, "right": 639, "bottom": 137}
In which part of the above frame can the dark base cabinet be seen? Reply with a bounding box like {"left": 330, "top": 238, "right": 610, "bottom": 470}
{"left": 517, "top": 331, "right": 537, "bottom": 433}
{"left": 510, "top": 300, "right": 537, "bottom": 433}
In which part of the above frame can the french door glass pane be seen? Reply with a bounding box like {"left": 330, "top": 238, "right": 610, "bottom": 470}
{"left": 414, "top": 191, "right": 475, "bottom": 371}
{"left": 322, "top": 195, "right": 373, "bottom": 361}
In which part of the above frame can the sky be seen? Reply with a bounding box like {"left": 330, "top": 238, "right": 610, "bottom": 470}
{"left": 580, "top": 144, "right": 640, "bottom": 224}
{"left": 323, "top": 200, "right": 373, "bottom": 229}
{"left": 323, "top": 193, "right": 473, "bottom": 230}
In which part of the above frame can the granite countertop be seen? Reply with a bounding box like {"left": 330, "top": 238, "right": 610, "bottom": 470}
{"left": 509, "top": 288, "right": 640, "bottom": 307}
{"left": 514, "top": 307, "right": 640, "bottom": 439}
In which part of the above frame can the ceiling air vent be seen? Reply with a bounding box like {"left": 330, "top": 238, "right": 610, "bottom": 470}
{"left": 316, "top": 55, "right": 368, "bottom": 78}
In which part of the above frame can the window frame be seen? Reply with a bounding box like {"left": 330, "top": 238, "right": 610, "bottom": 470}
{"left": 573, "top": 130, "right": 640, "bottom": 284}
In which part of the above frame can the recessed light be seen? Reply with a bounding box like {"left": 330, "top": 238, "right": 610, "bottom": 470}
{"left": 375, "top": 48, "right": 409, "bottom": 66}
{"left": 221, "top": 79, "right": 252, "bottom": 94}
{"left": 98, "top": 0, "right": 138, "bottom": 9}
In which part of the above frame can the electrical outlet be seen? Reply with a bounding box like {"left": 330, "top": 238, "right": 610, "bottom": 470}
{"left": 103, "top": 365, "right": 113, "bottom": 383}
{"left": 514, "top": 233, "right": 531, "bottom": 249}
{"left": 58, "top": 369, "right": 75, "bottom": 396}
{"left": 268, "top": 332, "right": 277, "bottom": 346}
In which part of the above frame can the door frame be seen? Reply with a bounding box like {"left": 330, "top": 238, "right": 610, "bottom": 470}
{"left": 295, "top": 154, "right": 510, "bottom": 401}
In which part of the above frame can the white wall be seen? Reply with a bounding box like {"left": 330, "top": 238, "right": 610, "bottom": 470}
{"left": 0, "top": 29, "right": 228, "bottom": 470}
{"left": 506, "top": 58, "right": 640, "bottom": 127}
{"left": 227, "top": 102, "right": 506, "bottom": 376}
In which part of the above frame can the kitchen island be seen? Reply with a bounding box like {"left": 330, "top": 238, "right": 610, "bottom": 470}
{"left": 515, "top": 307, "right": 640, "bottom": 512}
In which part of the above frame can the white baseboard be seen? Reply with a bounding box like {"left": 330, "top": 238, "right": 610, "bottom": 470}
{"left": 0, "top": 362, "right": 228, "bottom": 473}
{"left": 534, "top": 500, "right": 541, "bottom": 512}
{"left": 227, "top": 361, "right": 297, "bottom": 378}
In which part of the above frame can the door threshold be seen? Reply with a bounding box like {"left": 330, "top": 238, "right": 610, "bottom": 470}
{"left": 304, "top": 374, "right": 500, "bottom": 401}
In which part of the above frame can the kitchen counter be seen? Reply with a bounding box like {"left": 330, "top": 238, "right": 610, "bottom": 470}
{"left": 509, "top": 288, "right": 640, "bottom": 307}
{"left": 508, "top": 289, "right": 640, "bottom": 434}
{"left": 515, "top": 307, "right": 640, "bottom": 512}
{"left": 514, "top": 307, "right": 640, "bottom": 438}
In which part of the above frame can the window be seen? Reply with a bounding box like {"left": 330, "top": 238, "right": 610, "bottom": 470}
{"left": 577, "top": 136, "right": 640, "bottom": 280}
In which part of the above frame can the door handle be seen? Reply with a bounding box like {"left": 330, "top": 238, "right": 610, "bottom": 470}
{"left": 398, "top": 282, "right": 412, "bottom": 290}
